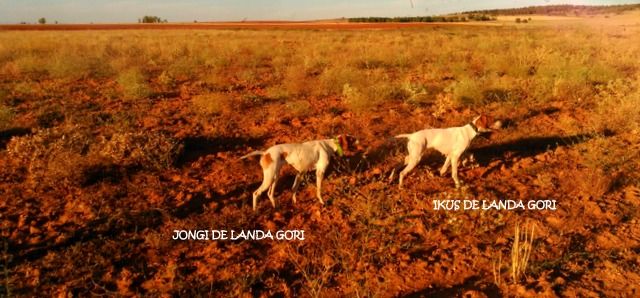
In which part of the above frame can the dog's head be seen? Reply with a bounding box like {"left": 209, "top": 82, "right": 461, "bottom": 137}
{"left": 472, "top": 114, "right": 495, "bottom": 133}
{"left": 335, "top": 134, "right": 362, "bottom": 157}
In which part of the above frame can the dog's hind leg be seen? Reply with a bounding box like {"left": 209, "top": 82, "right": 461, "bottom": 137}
{"left": 267, "top": 178, "right": 277, "bottom": 208}
{"left": 253, "top": 169, "right": 274, "bottom": 211}
{"left": 291, "top": 173, "right": 303, "bottom": 204}
{"left": 398, "top": 141, "right": 423, "bottom": 188}
{"left": 253, "top": 153, "right": 277, "bottom": 211}
{"left": 267, "top": 160, "right": 283, "bottom": 208}
{"left": 399, "top": 157, "right": 419, "bottom": 189}
{"left": 440, "top": 155, "right": 451, "bottom": 176}
{"left": 388, "top": 159, "right": 407, "bottom": 183}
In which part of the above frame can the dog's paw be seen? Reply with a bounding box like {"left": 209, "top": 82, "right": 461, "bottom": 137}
{"left": 388, "top": 169, "right": 396, "bottom": 182}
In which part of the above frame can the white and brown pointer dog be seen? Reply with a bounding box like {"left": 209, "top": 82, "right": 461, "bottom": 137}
{"left": 393, "top": 115, "right": 494, "bottom": 188}
{"left": 240, "top": 135, "right": 360, "bottom": 211}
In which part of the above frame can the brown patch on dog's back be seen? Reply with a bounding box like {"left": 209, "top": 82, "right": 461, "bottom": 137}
{"left": 281, "top": 151, "right": 288, "bottom": 159}
{"left": 260, "top": 153, "right": 273, "bottom": 168}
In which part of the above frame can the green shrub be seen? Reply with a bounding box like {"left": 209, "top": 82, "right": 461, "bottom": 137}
{"left": 282, "top": 65, "right": 311, "bottom": 96}
{"left": 342, "top": 83, "right": 371, "bottom": 112}
{"left": 0, "top": 104, "right": 13, "bottom": 129}
{"left": 593, "top": 78, "right": 640, "bottom": 133}
{"left": 264, "top": 85, "right": 289, "bottom": 101}
{"left": 404, "top": 82, "right": 437, "bottom": 106}
{"left": 47, "top": 54, "right": 112, "bottom": 80}
{"left": 13, "top": 55, "right": 48, "bottom": 78}
{"left": 191, "top": 92, "right": 231, "bottom": 116}
{"left": 380, "top": 83, "right": 411, "bottom": 101}
{"left": 11, "top": 81, "right": 41, "bottom": 99}
{"left": 286, "top": 100, "right": 312, "bottom": 117}
{"left": 47, "top": 55, "right": 86, "bottom": 80}
{"left": 157, "top": 71, "right": 176, "bottom": 90}
{"left": 36, "top": 105, "right": 64, "bottom": 128}
{"left": 117, "top": 68, "right": 151, "bottom": 100}
{"left": 449, "top": 77, "right": 483, "bottom": 106}
{"left": 317, "top": 67, "right": 362, "bottom": 97}
{"left": 140, "top": 16, "right": 167, "bottom": 23}
{"left": 167, "top": 57, "right": 199, "bottom": 80}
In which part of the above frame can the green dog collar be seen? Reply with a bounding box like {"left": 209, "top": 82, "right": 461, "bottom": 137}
{"left": 333, "top": 137, "right": 344, "bottom": 157}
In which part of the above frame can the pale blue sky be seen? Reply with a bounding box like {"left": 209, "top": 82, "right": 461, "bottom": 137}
{"left": 0, "top": 0, "right": 637, "bottom": 23}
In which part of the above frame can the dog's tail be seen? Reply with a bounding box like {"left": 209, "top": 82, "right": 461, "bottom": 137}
{"left": 394, "top": 134, "right": 411, "bottom": 139}
{"left": 239, "top": 150, "right": 264, "bottom": 160}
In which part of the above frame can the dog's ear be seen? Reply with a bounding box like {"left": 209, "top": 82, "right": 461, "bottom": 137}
{"left": 476, "top": 115, "right": 491, "bottom": 129}
{"left": 338, "top": 134, "right": 349, "bottom": 153}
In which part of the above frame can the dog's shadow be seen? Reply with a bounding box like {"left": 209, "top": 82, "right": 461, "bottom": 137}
{"left": 176, "top": 135, "right": 265, "bottom": 166}
{"left": 352, "top": 133, "right": 596, "bottom": 181}
{"left": 469, "top": 133, "right": 593, "bottom": 165}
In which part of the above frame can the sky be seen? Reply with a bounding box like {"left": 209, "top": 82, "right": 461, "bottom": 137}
{"left": 0, "top": 0, "right": 638, "bottom": 23}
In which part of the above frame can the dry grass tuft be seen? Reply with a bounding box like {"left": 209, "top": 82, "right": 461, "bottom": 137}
{"left": 6, "top": 127, "right": 181, "bottom": 187}
{"left": 6, "top": 126, "right": 93, "bottom": 187}
{"left": 96, "top": 131, "right": 183, "bottom": 171}
{"left": 510, "top": 221, "right": 535, "bottom": 283}
{"left": 117, "top": 68, "right": 151, "bottom": 100}
{"left": 0, "top": 104, "right": 13, "bottom": 129}
{"left": 191, "top": 92, "right": 233, "bottom": 116}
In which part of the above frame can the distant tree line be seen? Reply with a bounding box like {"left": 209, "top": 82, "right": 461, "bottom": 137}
{"left": 463, "top": 4, "right": 640, "bottom": 16}
{"left": 348, "top": 14, "right": 496, "bottom": 23}
{"left": 138, "top": 16, "right": 168, "bottom": 23}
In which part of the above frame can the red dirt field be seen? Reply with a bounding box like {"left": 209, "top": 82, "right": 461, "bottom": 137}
{"left": 1, "top": 20, "right": 639, "bottom": 297}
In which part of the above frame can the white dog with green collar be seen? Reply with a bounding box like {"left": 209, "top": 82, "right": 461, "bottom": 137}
{"left": 240, "top": 135, "right": 358, "bottom": 211}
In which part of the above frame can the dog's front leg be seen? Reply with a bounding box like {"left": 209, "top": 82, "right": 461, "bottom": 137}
{"left": 450, "top": 154, "right": 461, "bottom": 188}
{"left": 316, "top": 168, "right": 325, "bottom": 204}
{"left": 315, "top": 166, "right": 327, "bottom": 205}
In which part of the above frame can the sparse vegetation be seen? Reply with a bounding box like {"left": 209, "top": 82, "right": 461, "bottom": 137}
{"left": 0, "top": 105, "right": 13, "bottom": 129}
{"left": 1, "top": 11, "right": 640, "bottom": 297}
{"left": 97, "top": 131, "right": 183, "bottom": 170}
{"left": 465, "top": 4, "right": 640, "bottom": 16}
{"left": 6, "top": 126, "right": 94, "bottom": 187}
{"left": 349, "top": 14, "right": 496, "bottom": 23}
{"left": 117, "top": 68, "right": 151, "bottom": 100}
{"left": 191, "top": 92, "right": 232, "bottom": 116}
{"left": 510, "top": 222, "right": 535, "bottom": 283}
